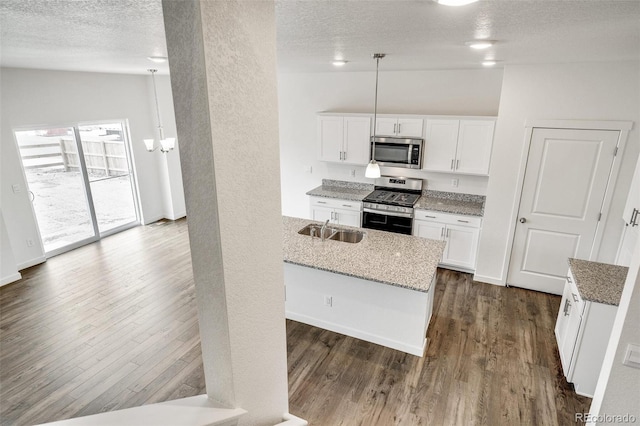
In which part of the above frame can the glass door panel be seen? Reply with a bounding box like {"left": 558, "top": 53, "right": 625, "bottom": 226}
{"left": 15, "top": 128, "right": 96, "bottom": 253}
{"left": 77, "top": 123, "right": 138, "bottom": 234}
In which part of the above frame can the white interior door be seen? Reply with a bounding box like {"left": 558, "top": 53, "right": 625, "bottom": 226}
{"left": 508, "top": 128, "right": 619, "bottom": 294}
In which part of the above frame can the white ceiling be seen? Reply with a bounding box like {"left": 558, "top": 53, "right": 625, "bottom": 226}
{"left": 1, "top": 0, "right": 639, "bottom": 75}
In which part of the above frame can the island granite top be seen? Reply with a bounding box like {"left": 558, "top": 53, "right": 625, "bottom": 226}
{"left": 283, "top": 216, "right": 445, "bottom": 293}
{"left": 568, "top": 258, "right": 629, "bottom": 306}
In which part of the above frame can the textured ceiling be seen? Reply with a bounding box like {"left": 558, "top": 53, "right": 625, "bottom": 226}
{"left": 0, "top": 0, "right": 639, "bottom": 75}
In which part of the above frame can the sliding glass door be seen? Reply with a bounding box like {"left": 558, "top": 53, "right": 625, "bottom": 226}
{"left": 77, "top": 123, "right": 138, "bottom": 234}
{"left": 15, "top": 121, "right": 140, "bottom": 257}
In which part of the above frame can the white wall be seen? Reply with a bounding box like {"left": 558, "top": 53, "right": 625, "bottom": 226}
{"left": 475, "top": 61, "right": 640, "bottom": 285}
{"left": 150, "top": 75, "right": 186, "bottom": 220}
{"left": 0, "top": 67, "right": 184, "bottom": 268}
{"left": 0, "top": 210, "right": 21, "bottom": 286}
{"left": 278, "top": 69, "right": 503, "bottom": 218}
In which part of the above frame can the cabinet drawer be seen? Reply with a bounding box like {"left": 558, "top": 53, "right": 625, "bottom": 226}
{"left": 310, "top": 197, "right": 362, "bottom": 211}
{"left": 414, "top": 209, "right": 482, "bottom": 228}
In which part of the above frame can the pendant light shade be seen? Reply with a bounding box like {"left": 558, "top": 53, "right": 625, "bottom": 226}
{"left": 366, "top": 53, "right": 385, "bottom": 179}
{"left": 144, "top": 69, "right": 175, "bottom": 154}
{"left": 365, "top": 161, "right": 381, "bottom": 178}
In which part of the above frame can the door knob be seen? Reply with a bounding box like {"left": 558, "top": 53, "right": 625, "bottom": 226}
{"left": 519, "top": 217, "right": 527, "bottom": 223}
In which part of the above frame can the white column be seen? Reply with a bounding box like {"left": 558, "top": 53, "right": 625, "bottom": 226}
{"left": 162, "top": 1, "right": 289, "bottom": 425}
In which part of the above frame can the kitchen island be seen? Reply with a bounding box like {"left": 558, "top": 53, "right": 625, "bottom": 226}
{"left": 283, "top": 216, "right": 445, "bottom": 356}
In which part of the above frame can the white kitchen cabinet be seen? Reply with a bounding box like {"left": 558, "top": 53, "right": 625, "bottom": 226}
{"left": 616, "top": 154, "right": 640, "bottom": 266}
{"left": 423, "top": 119, "right": 495, "bottom": 175}
{"left": 622, "top": 153, "right": 640, "bottom": 227}
{"left": 310, "top": 197, "right": 362, "bottom": 227}
{"left": 555, "top": 269, "right": 618, "bottom": 397}
{"left": 375, "top": 117, "right": 424, "bottom": 138}
{"left": 413, "top": 210, "right": 481, "bottom": 271}
{"left": 318, "top": 115, "right": 371, "bottom": 165}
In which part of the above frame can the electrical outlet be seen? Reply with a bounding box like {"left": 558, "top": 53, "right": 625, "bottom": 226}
{"left": 451, "top": 179, "right": 459, "bottom": 188}
{"left": 12, "top": 184, "right": 20, "bottom": 193}
{"left": 350, "top": 169, "right": 356, "bottom": 177}
{"left": 323, "top": 295, "right": 332, "bottom": 307}
{"left": 304, "top": 165, "right": 312, "bottom": 174}
{"left": 26, "top": 239, "right": 34, "bottom": 247}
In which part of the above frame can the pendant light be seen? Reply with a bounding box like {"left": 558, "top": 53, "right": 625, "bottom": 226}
{"left": 365, "top": 53, "right": 385, "bottom": 179}
{"left": 144, "top": 69, "right": 175, "bottom": 153}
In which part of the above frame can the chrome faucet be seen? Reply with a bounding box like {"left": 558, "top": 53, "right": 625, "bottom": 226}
{"left": 321, "top": 219, "right": 330, "bottom": 241}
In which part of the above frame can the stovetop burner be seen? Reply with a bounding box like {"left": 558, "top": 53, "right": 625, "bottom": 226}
{"left": 363, "top": 189, "right": 421, "bottom": 208}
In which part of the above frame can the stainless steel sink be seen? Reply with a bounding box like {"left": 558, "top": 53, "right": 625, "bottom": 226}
{"left": 298, "top": 224, "right": 364, "bottom": 243}
{"left": 297, "top": 224, "right": 335, "bottom": 239}
{"left": 329, "top": 229, "right": 365, "bottom": 243}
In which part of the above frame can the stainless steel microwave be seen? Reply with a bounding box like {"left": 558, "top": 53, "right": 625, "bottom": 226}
{"left": 371, "top": 136, "right": 423, "bottom": 169}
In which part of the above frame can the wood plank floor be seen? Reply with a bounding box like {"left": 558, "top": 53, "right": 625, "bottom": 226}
{"left": 287, "top": 269, "right": 592, "bottom": 425}
{"left": 1, "top": 219, "right": 591, "bottom": 425}
{"left": 0, "top": 219, "right": 205, "bottom": 426}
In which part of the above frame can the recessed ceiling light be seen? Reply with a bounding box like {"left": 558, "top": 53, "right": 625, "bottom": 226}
{"left": 433, "top": 0, "right": 478, "bottom": 6}
{"left": 332, "top": 60, "right": 347, "bottom": 67}
{"left": 466, "top": 40, "right": 495, "bottom": 50}
{"left": 147, "top": 56, "right": 168, "bottom": 63}
{"left": 482, "top": 60, "right": 497, "bottom": 67}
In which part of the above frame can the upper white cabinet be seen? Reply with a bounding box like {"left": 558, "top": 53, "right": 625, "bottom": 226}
{"left": 617, "top": 154, "right": 640, "bottom": 265}
{"left": 375, "top": 117, "right": 424, "bottom": 138}
{"left": 423, "top": 119, "right": 495, "bottom": 175}
{"left": 622, "top": 154, "right": 640, "bottom": 227}
{"left": 318, "top": 115, "right": 371, "bottom": 165}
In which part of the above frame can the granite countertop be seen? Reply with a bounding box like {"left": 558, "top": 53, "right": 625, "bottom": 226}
{"left": 283, "top": 216, "right": 445, "bottom": 293}
{"left": 568, "top": 258, "right": 629, "bottom": 306}
{"left": 414, "top": 190, "right": 485, "bottom": 217}
{"left": 306, "top": 179, "right": 374, "bottom": 202}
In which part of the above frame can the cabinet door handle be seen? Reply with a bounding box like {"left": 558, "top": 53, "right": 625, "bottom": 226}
{"left": 317, "top": 201, "right": 327, "bottom": 204}
{"left": 451, "top": 159, "right": 455, "bottom": 170}
{"left": 342, "top": 204, "right": 352, "bottom": 208}
{"left": 398, "top": 123, "right": 401, "bottom": 134}
{"left": 632, "top": 208, "right": 639, "bottom": 227}
{"left": 457, "top": 219, "right": 469, "bottom": 223}
{"left": 335, "top": 212, "right": 339, "bottom": 222}
{"left": 394, "top": 123, "right": 397, "bottom": 134}
{"left": 446, "top": 228, "right": 451, "bottom": 238}
{"left": 572, "top": 293, "right": 579, "bottom": 303}
{"left": 330, "top": 211, "right": 335, "bottom": 220}
{"left": 424, "top": 215, "right": 436, "bottom": 219}
{"left": 456, "top": 159, "right": 460, "bottom": 170}
{"left": 440, "top": 227, "right": 445, "bottom": 238}
{"left": 567, "top": 275, "right": 572, "bottom": 283}
{"left": 563, "top": 299, "right": 571, "bottom": 316}
{"left": 343, "top": 151, "right": 347, "bottom": 161}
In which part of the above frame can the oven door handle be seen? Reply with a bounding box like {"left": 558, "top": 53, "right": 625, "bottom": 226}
{"left": 363, "top": 208, "right": 413, "bottom": 219}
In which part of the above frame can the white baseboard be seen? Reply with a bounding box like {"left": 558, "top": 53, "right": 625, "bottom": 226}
{"left": 17, "top": 255, "right": 46, "bottom": 271}
{"left": 472, "top": 274, "right": 506, "bottom": 286}
{"left": 1, "top": 272, "right": 22, "bottom": 287}
{"left": 143, "top": 215, "right": 165, "bottom": 225}
{"left": 169, "top": 210, "right": 186, "bottom": 220}
{"left": 286, "top": 311, "right": 427, "bottom": 356}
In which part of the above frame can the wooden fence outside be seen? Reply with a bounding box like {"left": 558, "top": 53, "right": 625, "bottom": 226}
{"left": 59, "top": 138, "right": 129, "bottom": 176}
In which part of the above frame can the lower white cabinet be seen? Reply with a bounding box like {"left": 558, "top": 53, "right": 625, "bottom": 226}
{"left": 310, "top": 197, "right": 362, "bottom": 227}
{"left": 554, "top": 269, "right": 618, "bottom": 397}
{"left": 413, "top": 210, "right": 481, "bottom": 271}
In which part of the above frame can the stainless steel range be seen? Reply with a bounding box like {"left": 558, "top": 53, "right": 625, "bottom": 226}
{"left": 362, "top": 176, "right": 423, "bottom": 235}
